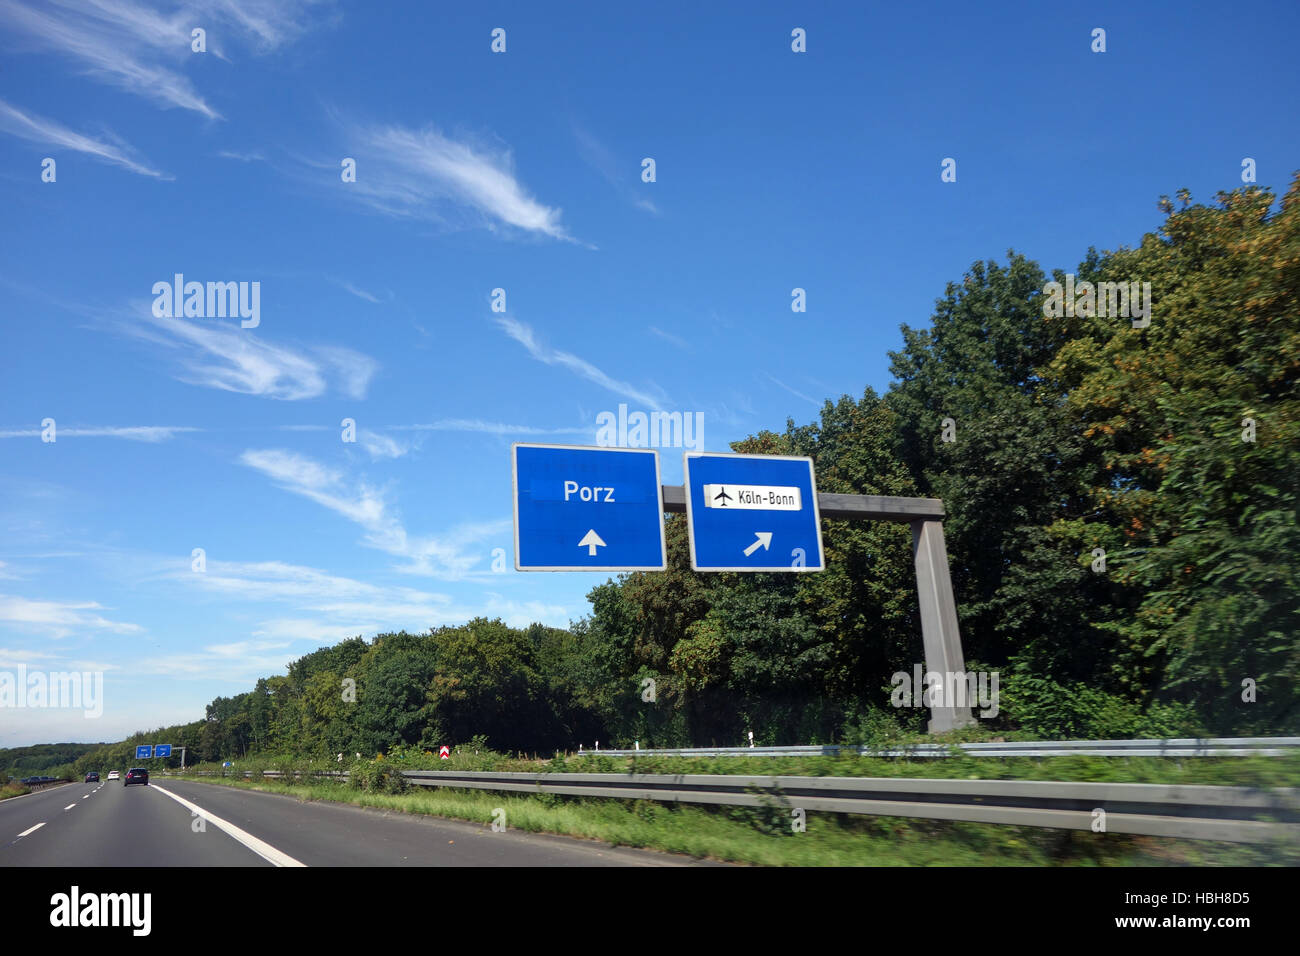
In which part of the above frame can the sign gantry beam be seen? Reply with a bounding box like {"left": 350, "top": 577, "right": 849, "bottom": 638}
{"left": 660, "top": 486, "right": 944, "bottom": 522}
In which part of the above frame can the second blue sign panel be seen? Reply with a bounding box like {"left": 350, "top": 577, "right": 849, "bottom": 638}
{"left": 683, "top": 453, "right": 825, "bottom": 572}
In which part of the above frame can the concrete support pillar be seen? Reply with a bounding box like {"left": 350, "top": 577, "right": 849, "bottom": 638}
{"left": 911, "top": 519, "right": 976, "bottom": 732}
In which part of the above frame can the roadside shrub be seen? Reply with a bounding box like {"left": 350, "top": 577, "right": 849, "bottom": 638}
{"left": 998, "top": 674, "right": 1203, "bottom": 739}
{"left": 838, "top": 704, "right": 916, "bottom": 749}
{"left": 568, "top": 753, "right": 620, "bottom": 774}
{"left": 543, "top": 752, "right": 568, "bottom": 773}
{"left": 272, "top": 756, "right": 301, "bottom": 785}
{"left": 348, "top": 759, "right": 408, "bottom": 794}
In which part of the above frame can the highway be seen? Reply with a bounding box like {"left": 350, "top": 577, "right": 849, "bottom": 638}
{"left": 0, "top": 779, "right": 711, "bottom": 867}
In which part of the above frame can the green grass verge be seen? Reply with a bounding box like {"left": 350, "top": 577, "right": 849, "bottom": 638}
{"left": 167, "top": 773, "right": 1299, "bottom": 867}
{"left": 0, "top": 782, "right": 32, "bottom": 800}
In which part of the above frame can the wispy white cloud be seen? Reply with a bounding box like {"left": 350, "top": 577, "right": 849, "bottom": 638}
{"left": 0, "top": 593, "right": 142, "bottom": 639}
{"left": 0, "top": 646, "right": 59, "bottom": 666}
{"left": 1, "top": 1, "right": 334, "bottom": 122}
{"left": 121, "top": 312, "right": 378, "bottom": 401}
{"left": 195, "top": 0, "right": 337, "bottom": 51}
{"left": 203, "top": 638, "right": 292, "bottom": 659}
{"left": 706, "top": 397, "right": 756, "bottom": 429}
{"left": 171, "top": 559, "right": 381, "bottom": 603}
{"left": 338, "top": 120, "right": 576, "bottom": 241}
{"left": 272, "top": 420, "right": 585, "bottom": 439}
{"left": 572, "top": 121, "right": 659, "bottom": 214}
{"left": 239, "top": 449, "right": 381, "bottom": 525}
{"left": 245, "top": 620, "right": 379, "bottom": 644}
{"left": 0, "top": 0, "right": 220, "bottom": 118}
{"left": 238, "top": 449, "right": 507, "bottom": 578}
{"left": 0, "top": 425, "right": 200, "bottom": 441}
{"left": 358, "top": 430, "right": 409, "bottom": 460}
{"left": 495, "top": 315, "right": 666, "bottom": 409}
{"left": 391, "top": 419, "right": 585, "bottom": 437}
{"left": 649, "top": 325, "right": 690, "bottom": 351}
{"left": 171, "top": 558, "right": 572, "bottom": 645}
{"left": 332, "top": 279, "right": 385, "bottom": 304}
{"left": 217, "top": 149, "right": 265, "bottom": 162}
{"left": 132, "top": 644, "right": 304, "bottom": 678}
{"left": 763, "top": 372, "right": 819, "bottom": 406}
{"left": 313, "top": 345, "right": 379, "bottom": 400}
{"left": 0, "top": 97, "right": 167, "bottom": 178}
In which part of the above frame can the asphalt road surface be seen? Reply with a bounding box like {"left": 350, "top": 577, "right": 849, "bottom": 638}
{"left": 0, "top": 778, "right": 712, "bottom": 866}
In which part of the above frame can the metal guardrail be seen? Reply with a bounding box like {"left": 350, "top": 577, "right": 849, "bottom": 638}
{"left": 404, "top": 770, "right": 1299, "bottom": 845}
{"left": 169, "top": 766, "right": 1299, "bottom": 844}
{"left": 577, "top": 737, "right": 1300, "bottom": 758}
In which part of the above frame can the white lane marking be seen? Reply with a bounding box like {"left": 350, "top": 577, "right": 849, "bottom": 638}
{"left": 64, "top": 804, "right": 76, "bottom": 811}
{"left": 150, "top": 784, "right": 306, "bottom": 868}
{"left": 82, "top": 795, "right": 89, "bottom": 799}
{"left": 18, "top": 823, "right": 45, "bottom": 837}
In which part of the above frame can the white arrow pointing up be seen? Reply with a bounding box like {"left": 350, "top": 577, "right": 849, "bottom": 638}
{"left": 743, "top": 532, "right": 773, "bottom": 557}
{"left": 578, "top": 529, "right": 607, "bottom": 556}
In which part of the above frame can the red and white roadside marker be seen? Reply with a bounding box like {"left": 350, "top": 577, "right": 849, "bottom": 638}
{"left": 438, "top": 746, "right": 450, "bottom": 760}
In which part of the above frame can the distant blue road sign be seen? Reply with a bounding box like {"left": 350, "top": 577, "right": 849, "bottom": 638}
{"left": 684, "top": 453, "right": 825, "bottom": 572}
{"left": 513, "top": 444, "right": 666, "bottom": 571}
{"left": 135, "top": 745, "right": 152, "bottom": 759}
{"left": 154, "top": 744, "right": 172, "bottom": 758}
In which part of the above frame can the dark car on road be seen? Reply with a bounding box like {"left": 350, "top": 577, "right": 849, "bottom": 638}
{"left": 124, "top": 768, "right": 149, "bottom": 786}
{"left": 85, "top": 772, "right": 99, "bottom": 782}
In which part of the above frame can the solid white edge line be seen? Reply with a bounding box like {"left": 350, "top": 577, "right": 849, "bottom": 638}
{"left": 150, "top": 784, "right": 306, "bottom": 867}
{"left": 18, "top": 823, "right": 45, "bottom": 837}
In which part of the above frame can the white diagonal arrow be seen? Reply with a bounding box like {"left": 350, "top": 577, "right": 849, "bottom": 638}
{"left": 743, "top": 532, "right": 773, "bottom": 557}
{"left": 578, "top": 529, "right": 607, "bottom": 556}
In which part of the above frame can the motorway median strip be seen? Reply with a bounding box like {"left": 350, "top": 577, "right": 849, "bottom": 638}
{"left": 150, "top": 784, "right": 306, "bottom": 867}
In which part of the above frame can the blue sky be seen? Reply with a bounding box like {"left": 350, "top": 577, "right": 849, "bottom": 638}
{"left": 1, "top": 0, "right": 1297, "bottom": 746}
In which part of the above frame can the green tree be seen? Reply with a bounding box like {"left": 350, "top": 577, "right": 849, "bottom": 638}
{"left": 1048, "top": 180, "right": 1300, "bottom": 731}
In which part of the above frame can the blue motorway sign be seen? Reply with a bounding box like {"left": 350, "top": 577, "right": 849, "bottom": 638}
{"left": 154, "top": 744, "right": 172, "bottom": 758}
{"left": 683, "top": 453, "right": 825, "bottom": 572}
{"left": 513, "top": 444, "right": 667, "bottom": 571}
{"left": 135, "top": 745, "right": 152, "bottom": 759}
